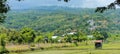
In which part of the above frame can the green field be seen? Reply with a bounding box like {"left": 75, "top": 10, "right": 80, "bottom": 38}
{"left": 9, "top": 42, "right": 120, "bottom": 54}
{"left": 11, "top": 49, "right": 120, "bottom": 54}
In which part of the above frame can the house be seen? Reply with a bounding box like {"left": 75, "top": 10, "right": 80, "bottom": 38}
{"left": 67, "top": 32, "right": 76, "bottom": 35}
{"left": 62, "top": 32, "right": 76, "bottom": 37}
{"left": 52, "top": 36, "right": 58, "bottom": 39}
{"left": 94, "top": 40, "right": 103, "bottom": 49}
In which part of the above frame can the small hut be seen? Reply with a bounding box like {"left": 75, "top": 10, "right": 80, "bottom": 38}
{"left": 94, "top": 40, "right": 103, "bottom": 49}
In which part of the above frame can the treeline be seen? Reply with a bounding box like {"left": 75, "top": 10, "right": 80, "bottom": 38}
{"left": 0, "top": 27, "right": 105, "bottom": 44}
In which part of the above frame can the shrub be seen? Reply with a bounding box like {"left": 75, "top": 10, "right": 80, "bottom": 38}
{"left": 0, "top": 46, "right": 9, "bottom": 54}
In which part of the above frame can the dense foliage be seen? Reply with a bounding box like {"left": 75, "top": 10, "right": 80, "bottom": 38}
{"left": 2, "top": 6, "right": 120, "bottom": 35}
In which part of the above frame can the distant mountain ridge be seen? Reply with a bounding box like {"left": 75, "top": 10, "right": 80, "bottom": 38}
{"left": 10, "top": 6, "right": 86, "bottom": 11}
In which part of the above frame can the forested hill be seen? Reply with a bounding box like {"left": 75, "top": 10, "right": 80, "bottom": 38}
{"left": 3, "top": 6, "right": 120, "bottom": 34}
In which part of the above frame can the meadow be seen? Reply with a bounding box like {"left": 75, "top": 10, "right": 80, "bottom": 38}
{"left": 10, "top": 50, "right": 120, "bottom": 54}
{"left": 8, "top": 41, "right": 120, "bottom": 54}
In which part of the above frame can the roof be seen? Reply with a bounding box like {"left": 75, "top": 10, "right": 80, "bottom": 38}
{"left": 52, "top": 36, "right": 58, "bottom": 39}
{"left": 67, "top": 32, "right": 76, "bottom": 35}
{"left": 95, "top": 40, "right": 103, "bottom": 43}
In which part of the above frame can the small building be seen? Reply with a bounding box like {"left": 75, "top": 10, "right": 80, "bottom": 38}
{"left": 52, "top": 36, "right": 58, "bottom": 39}
{"left": 67, "top": 32, "right": 76, "bottom": 35}
{"left": 94, "top": 40, "right": 103, "bottom": 49}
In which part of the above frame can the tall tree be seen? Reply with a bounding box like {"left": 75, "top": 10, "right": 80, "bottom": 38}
{"left": 20, "top": 27, "right": 36, "bottom": 43}
{"left": 0, "top": 0, "right": 21, "bottom": 23}
{"left": 0, "top": 0, "right": 10, "bottom": 23}
{"left": 0, "top": 33, "right": 9, "bottom": 54}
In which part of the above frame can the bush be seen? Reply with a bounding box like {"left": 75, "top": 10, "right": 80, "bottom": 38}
{"left": 0, "top": 46, "right": 9, "bottom": 54}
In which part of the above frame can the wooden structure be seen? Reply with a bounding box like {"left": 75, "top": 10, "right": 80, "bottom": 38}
{"left": 94, "top": 40, "right": 102, "bottom": 49}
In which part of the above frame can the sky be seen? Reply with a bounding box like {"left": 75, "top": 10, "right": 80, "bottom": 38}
{"left": 8, "top": 0, "right": 115, "bottom": 9}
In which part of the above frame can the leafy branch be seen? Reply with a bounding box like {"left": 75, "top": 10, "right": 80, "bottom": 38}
{"left": 95, "top": 0, "right": 120, "bottom": 13}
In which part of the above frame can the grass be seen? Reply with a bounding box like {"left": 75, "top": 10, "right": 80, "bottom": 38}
{"left": 8, "top": 41, "right": 120, "bottom": 54}
{"left": 10, "top": 50, "right": 120, "bottom": 54}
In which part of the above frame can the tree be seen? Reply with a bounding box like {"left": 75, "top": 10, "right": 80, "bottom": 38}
{"left": 0, "top": 33, "right": 7, "bottom": 47}
{"left": 20, "top": 27, "right": 36, "bottom": 44}
{"left": 0, "top": 33, "right": 9, "bottom": 54}
{"left": 100, "top": 31, "right": 109, "bottom": 40}
{"left": 0, "top": 0, "right": 21, "bottom": 23}
{"left": 45, "top": 32, "right": 54, "bottom": 43}
{"left": 64, "top": 35, "right": 73, "bottom": 43}
{"left": 77, "top": 31, "right": 87, "bottom": 42}
{"left": 34, "top": 35, "right": 43, "bottom": 48}
{"left": 0, "top": 0, "right": 10, "bottom": 23}
{"left": 34, "top": 36, "right": 44, "bottom": 43}
{"left": 92, "top": 31, "right": 104, "bottom": 40}
{"left": 8, "top": 29, "right": 23, "bottom": 44}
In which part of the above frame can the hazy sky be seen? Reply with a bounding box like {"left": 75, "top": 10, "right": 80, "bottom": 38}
{"left": 8, "top": 0, "right": 115, "bottom": 9}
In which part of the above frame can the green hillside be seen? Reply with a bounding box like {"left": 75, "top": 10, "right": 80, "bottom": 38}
{"left": 2, "top": 6, "right": 120, "bottom": 34}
